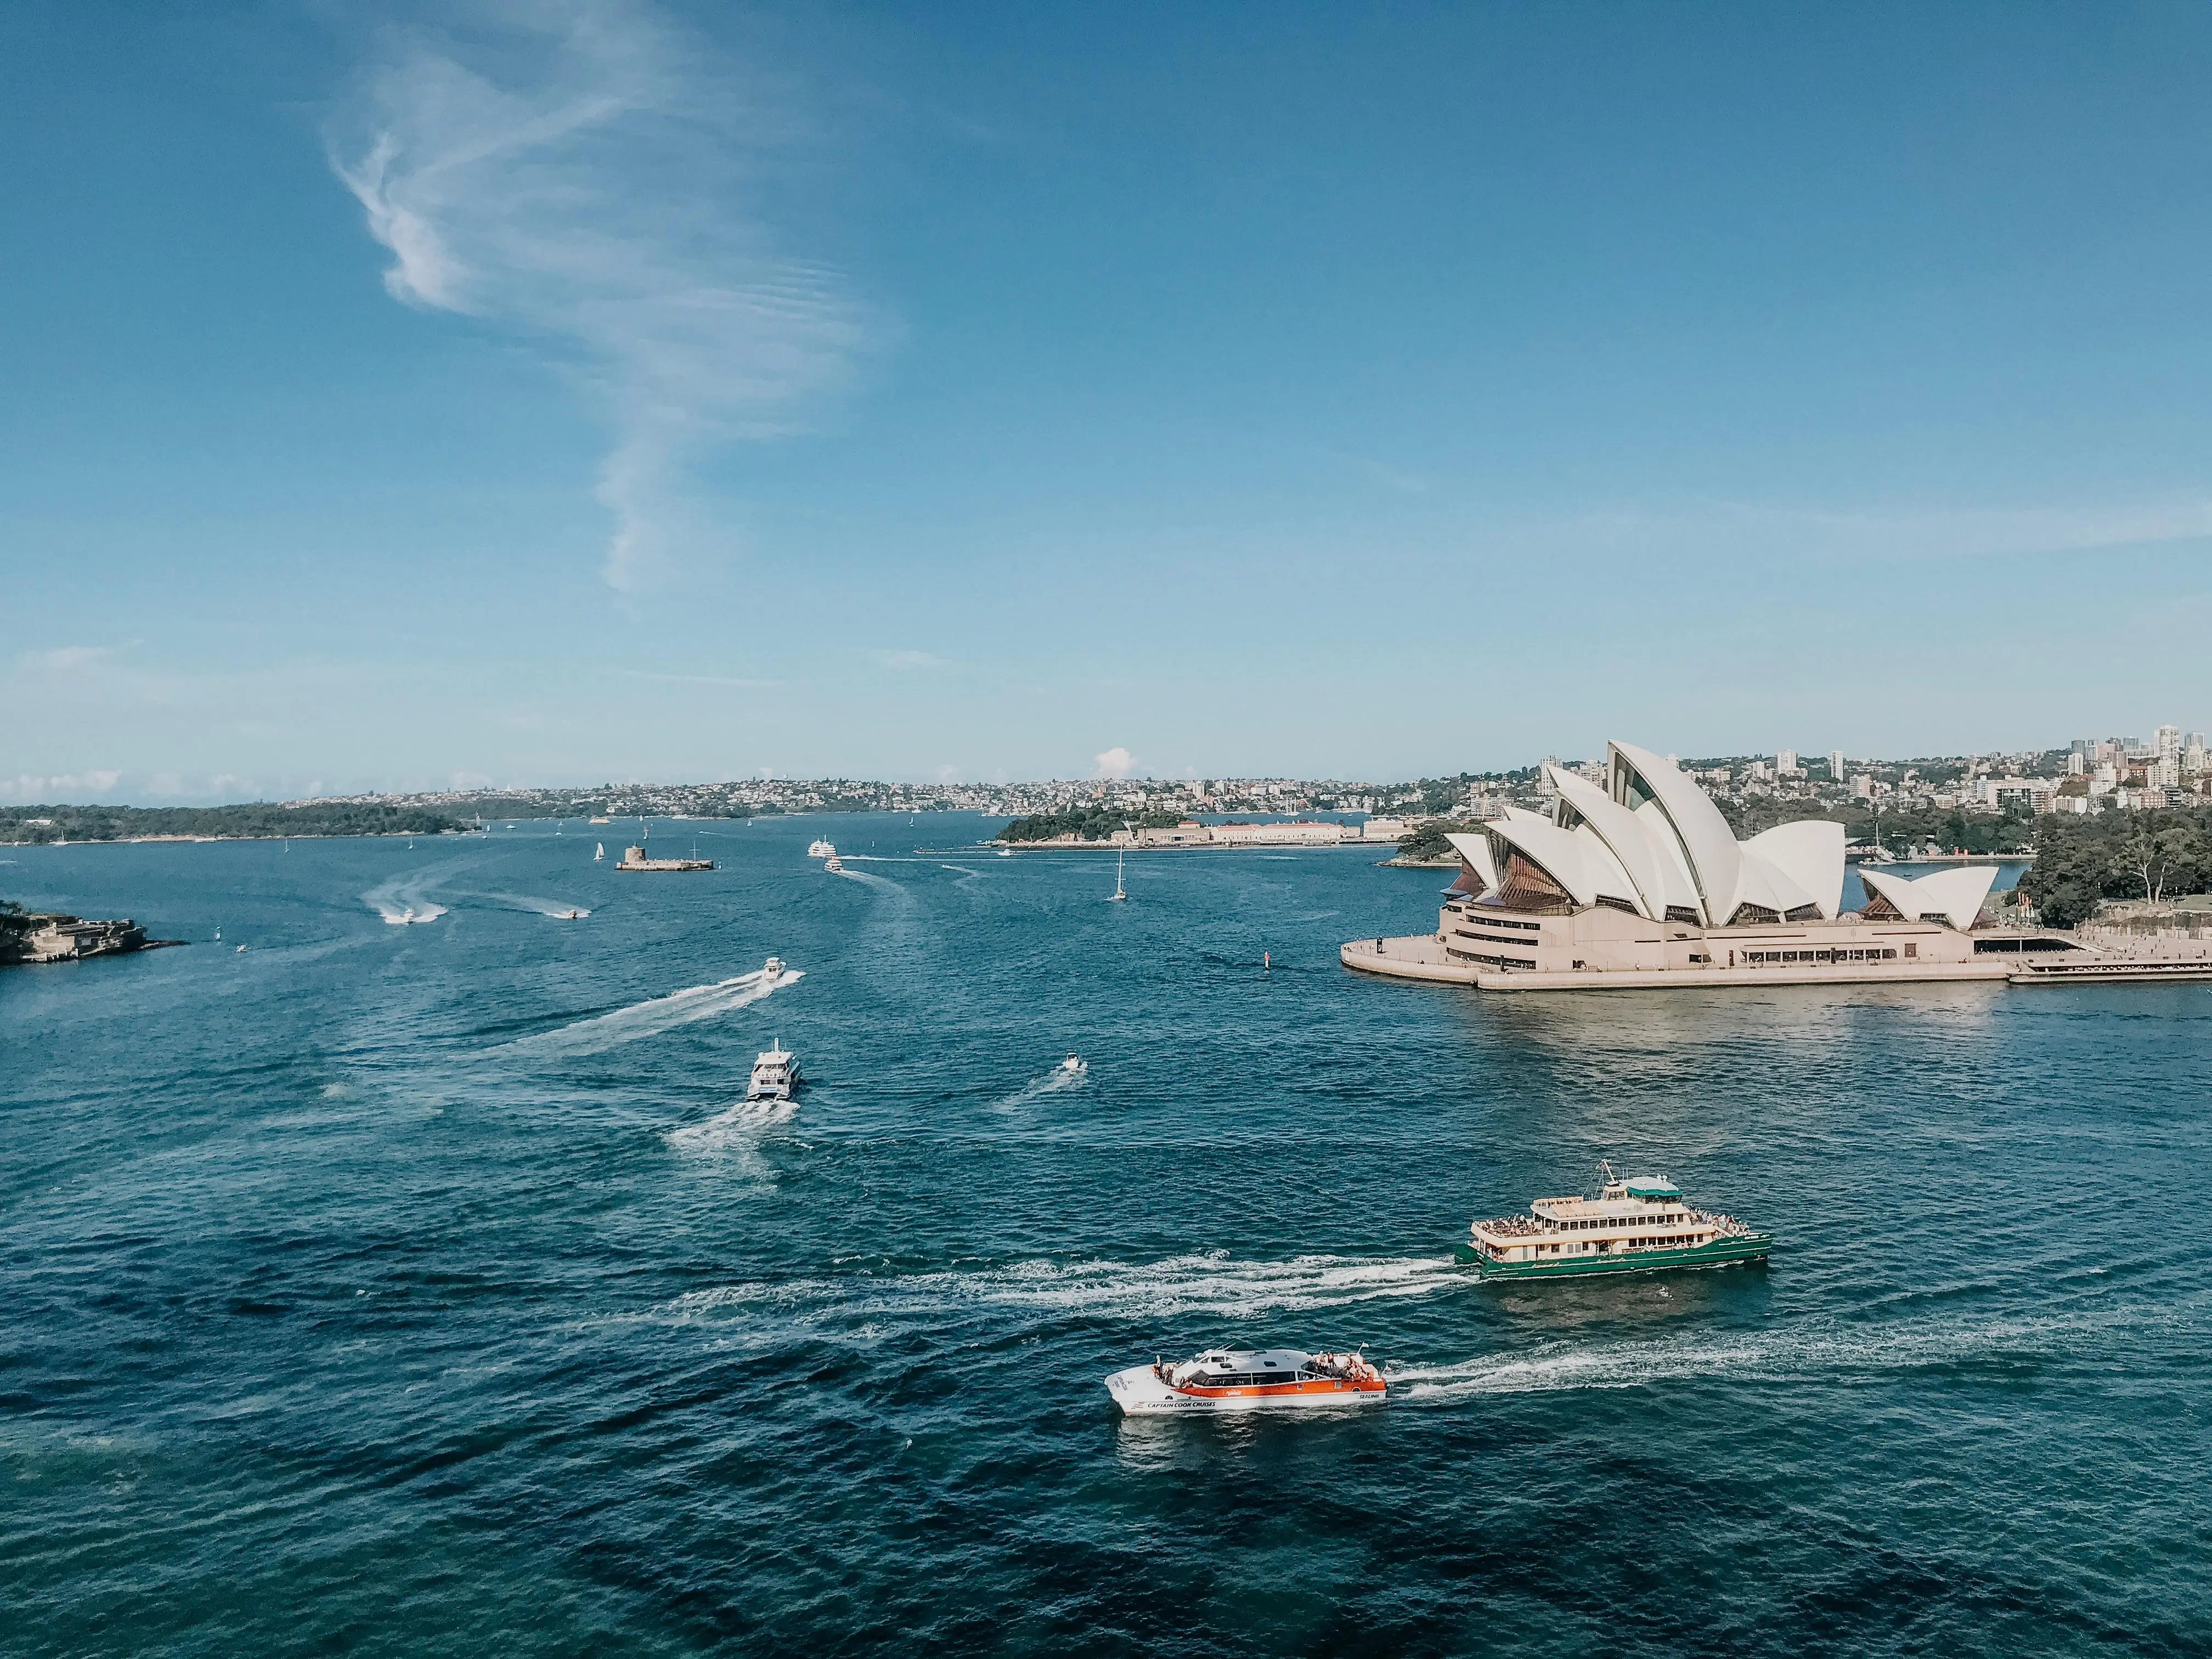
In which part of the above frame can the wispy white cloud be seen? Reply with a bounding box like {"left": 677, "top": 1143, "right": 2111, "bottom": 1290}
{"left": 623, "top": 669, "right": 782, "bottom": 689}
{"left": 874, "top": 649, "right": 948, "bottom": 672}
{"left": 18, "top": 645, "right": 117, "bottom": 672}
{"left": 330, "top": 0, "right": 871, "bottom": 590}
{"left": 1093, "top": 746, "right": 1134, "bottom": 780}
{"left": 1492, "top": 495, "right": 2212, "bottom": 567}
{"left": 1, "top": 770, "right": 123, "bottom": 804}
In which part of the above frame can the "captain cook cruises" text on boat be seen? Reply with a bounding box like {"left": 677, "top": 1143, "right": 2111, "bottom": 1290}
{"left": 1455, "top": 1164, "right": 1771, "bottom": 1279}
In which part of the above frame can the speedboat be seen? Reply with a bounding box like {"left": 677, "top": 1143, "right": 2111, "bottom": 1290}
{"left": 1060, "top": 1054, "right": 1087, "bottom": 1075}
{"left": 1105, "top": 1348, "right": 1385, "bottom": 1415}
{"left": 763, "top": 956, "right": 786, "bottom": 978}
{"left": 823, "top": 853, "right": 844, "bottom": 872}
{"left": 747, "top": 1039, "right": 800, "bottom": 1102}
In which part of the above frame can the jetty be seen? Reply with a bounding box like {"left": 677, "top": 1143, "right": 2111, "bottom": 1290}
{"left": 614, "top": 844, "right": 713, "bottom": 872}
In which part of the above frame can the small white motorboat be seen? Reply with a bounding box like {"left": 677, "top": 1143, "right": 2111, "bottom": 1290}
{"left": 1060, "top": 1054, "right": 1087, "bottom": 1075}
{"left": 823, "top": 853, "right": 844, "bottom": 872}
{"left": 747, "top": 1039, "right": 800, "bottom": 1103}
{"left": 1105, "top": 1348, "right": 1386, "bottom": 1415}
{"left": 763, "top": 956, "right": 786, "bottom": 978}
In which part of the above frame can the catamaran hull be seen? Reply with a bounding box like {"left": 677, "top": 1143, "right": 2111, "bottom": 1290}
{"left": 1104, "top": 1365, "right": 1384, "bottom": 1415}
{"left": 1454, "top": 1235, "right": 1772, "bottom": 1279}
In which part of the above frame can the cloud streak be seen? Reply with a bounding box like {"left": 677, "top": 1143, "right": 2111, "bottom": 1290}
{"left": 18, "top": 645, "right": 116, "bottom": 672}
{"left": 623, "top": 670, "right": 783, "bottom": 689}
{"left": 330, "top": 1, "right": 870, "bottom": 590}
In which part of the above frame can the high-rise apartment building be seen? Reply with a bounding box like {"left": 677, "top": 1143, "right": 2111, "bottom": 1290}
{"left": 1829, "top": 749, "right": 1844, "bottom": 780}
{"left": 1778, "top": 749, "right": 1797, "bottom": 775}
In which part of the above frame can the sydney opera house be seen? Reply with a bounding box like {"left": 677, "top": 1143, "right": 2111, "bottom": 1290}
{"left": 1342, "top": 741, "right": 2021, "bottom": 990}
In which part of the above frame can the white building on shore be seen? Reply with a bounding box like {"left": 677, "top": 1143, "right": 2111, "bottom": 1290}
{"left": 1344, "top": 741, "right": 2024, "bottom": 991}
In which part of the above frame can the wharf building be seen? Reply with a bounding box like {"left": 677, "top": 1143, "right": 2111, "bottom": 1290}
{"left": 1342, "top": 741, "right": 2045, "bottom": 991}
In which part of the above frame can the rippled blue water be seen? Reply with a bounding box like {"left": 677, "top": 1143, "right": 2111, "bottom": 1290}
{"left": 3, "top": 817, "right": 2206, "bottom": 1656}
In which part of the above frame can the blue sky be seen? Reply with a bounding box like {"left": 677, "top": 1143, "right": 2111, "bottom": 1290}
{"left": 6, "top": 1, "right": 2211, "bottom": 803}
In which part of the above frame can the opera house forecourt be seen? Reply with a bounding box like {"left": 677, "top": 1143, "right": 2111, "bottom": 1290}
{"left": 1342, "top": 740, "right": 2040, "bottom": 992}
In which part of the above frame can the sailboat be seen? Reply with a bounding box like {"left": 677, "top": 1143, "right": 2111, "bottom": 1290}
{"left": 594, "top": 842, "right": 605, "bottom": 861}
{"left": 1109, "top": 849, "right": 1127, "bottom": 902}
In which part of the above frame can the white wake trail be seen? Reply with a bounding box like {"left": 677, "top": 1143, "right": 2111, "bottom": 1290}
{"left": 499, "top": 966, "right": 803, "bottom": 1057}
{"left": 992, "top": 1066, "right": 1087, "bottom": 1111}
{"left": 363, "top": 870, "right": 450, "bottom": 925}
{"left": 1391, "top": 1302, "right": 2172, "bottom": 1403}
{"left": 666, "top": 1099, "right": 796, "bottom": 1153}
{"left": 662, "top": 1251, "right": 1462, "bottom": 1329}
{"left": 481, "top": 891, "right": 591, "bottom": 918}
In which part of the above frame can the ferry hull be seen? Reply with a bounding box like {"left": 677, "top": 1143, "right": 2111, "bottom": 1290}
{"left": 1454, "top": 1234, "right": 1772, "bottom": 1279}
{"left": 1104, "top": 1365, "right": 1384, "bottom": 1415}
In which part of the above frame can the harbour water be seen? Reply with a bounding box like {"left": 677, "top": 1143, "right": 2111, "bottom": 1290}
{"left": 3, "top": 817, "right": 2207, "bottom": 1655}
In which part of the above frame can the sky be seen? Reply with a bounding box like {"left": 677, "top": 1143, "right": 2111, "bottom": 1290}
{"left": 5, "top": 0, "right": 2212, "bottom": 803}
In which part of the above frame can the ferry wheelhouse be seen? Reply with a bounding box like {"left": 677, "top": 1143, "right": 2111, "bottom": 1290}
{"left": 1456, "top": 1165, "right": 1770, "bottom": 1279}
{"left": 1104, "top": 1348, "right": 1385, "bottom": 1414}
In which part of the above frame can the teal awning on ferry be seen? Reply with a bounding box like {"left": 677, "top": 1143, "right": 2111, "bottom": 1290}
{"left": 1625, "top": 1179, "right": 1682, "bottom": 1199}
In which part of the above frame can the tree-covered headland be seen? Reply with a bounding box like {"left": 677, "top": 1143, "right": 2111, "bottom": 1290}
{"left": 2019, "top": 806, "right": 2212, "bottom": 928}
{"left": 0, "top": 803, "right": 466, "bottom": 844}
{"left": 996, "top": 808, "right": 1186, "bottom": 843}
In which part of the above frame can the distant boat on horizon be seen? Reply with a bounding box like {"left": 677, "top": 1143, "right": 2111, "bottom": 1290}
{"left": 1110, "top": 850, "right": 1127, "bottom": 902}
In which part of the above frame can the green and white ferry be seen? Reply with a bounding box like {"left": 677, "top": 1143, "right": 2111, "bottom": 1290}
{"left": 1455, "top": 1164, "right": 1771, "bottom": 1280}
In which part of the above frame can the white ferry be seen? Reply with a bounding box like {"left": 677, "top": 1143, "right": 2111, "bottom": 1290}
{"left": 747, "top": 1040, "right": 800, "bottom": 1103}
{"left": 823, "top": 852, "right": 844, "bottom": 872}
{"left": 808, "top": 840, "right": 836, "bottom": 859}
{"left": 1104, "top": 1348, "right": 1385, "bottom": 1414}
{"left": 1456, "top": 1164, "right": 1770, "bottom": 1279}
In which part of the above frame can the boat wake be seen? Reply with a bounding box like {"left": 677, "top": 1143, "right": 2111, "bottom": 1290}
{"left": 363, "top": 871, "right": 450, "bottom": 926}
{"left": 991, "top": 1066, "right": 1088, "bottom": 1111}
{"left": 498, "top": 964, "right": 803, "bottom": 1057}
{"left": 1392, "top": 1304, "right": 2167, "bottom": 1402}
{"left": 665, "top": 1098, "right": 797, "bottom": 1153}
{"left": 481, "top": 892, "right": 591, "bottom": 919}
{"left": 663, "top": 1250, "right": 1460, "bottom": 1329}
{"left": 830, "top": 865, "right": 901, "bottom": 889}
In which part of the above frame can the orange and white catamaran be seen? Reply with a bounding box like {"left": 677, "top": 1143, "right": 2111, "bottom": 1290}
{"left": 1104, "top": 1348, "right": 1386, "bottom": 1414}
